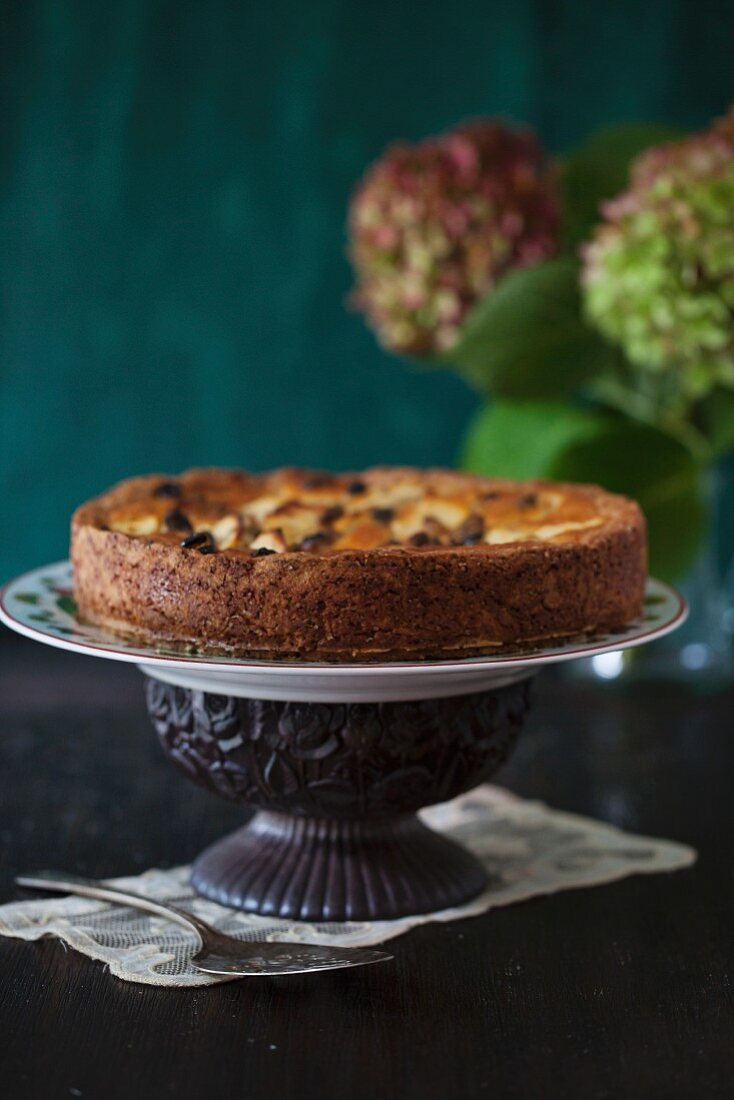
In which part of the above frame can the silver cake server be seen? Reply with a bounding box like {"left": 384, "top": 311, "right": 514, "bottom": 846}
{"left": 16, "top": 870, "right": 392, "bottom": 977}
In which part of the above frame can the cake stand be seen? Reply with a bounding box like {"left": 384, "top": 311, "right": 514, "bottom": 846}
{"left": 0, "top": 562, "right": 686, "bottom": 922}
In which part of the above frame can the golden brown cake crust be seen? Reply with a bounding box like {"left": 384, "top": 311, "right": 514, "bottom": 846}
{"left": 71, "top": 467, "right": 647, "bottom": 661}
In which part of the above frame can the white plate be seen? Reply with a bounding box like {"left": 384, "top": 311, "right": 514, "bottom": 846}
{"left": 1, "top": 562, "right": 687, "bottom": 702}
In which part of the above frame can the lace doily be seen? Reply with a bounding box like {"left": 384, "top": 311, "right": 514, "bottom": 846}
{"left": 0, "top": 786, "right": 695, "bottom": 987}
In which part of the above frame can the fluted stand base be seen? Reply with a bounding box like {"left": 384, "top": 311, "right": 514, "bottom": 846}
{"left": 191, "top": 810, "right": 488, "bottom": 921}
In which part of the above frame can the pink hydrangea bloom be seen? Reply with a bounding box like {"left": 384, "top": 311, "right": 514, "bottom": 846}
{"left": 349, "top": 119, "right": 561, "bottom": 356}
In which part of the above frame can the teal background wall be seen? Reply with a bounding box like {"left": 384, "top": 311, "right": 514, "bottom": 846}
{"left": 1, "top": 0, "right": 732, "bottom": 580}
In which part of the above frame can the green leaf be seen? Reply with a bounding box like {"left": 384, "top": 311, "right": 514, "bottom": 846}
{"left": 588, "top": 372, "right": 713, "bottom": 463}
{"left": 448, "top": 258, "right": 612, "bottom": 399}
{"left": 14, "top": 592, "right": 39, "bottom": 605}
{"left": 56, "top": 595, "right": 78, "bottom": 616}
{"left": 460, "top": 399, "right": 611, "bottom": 480}
{"left": 548, "top": 421, "right": 706, "bottom": 581}
{"left": 697, "top": 386, "right": 734, "bottom": 456}
{"left": 561, "top": 122, "right": 683, "bottom": 247}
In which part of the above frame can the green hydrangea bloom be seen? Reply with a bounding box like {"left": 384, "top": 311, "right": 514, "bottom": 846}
{"left": 582, "top": 109, "right": 734, "bottom": 399}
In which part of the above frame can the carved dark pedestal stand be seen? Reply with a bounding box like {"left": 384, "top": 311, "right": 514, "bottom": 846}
{"left": 145, "top": 678, "right": 533, "bottom": 922}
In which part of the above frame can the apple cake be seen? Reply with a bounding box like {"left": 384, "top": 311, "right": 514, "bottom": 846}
{"left": 71, "top": 467, "right": 647, "bottom": 661}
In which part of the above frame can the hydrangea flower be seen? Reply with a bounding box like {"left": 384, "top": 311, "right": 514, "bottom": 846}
{"left": 582, "top": 108, "right": 734, "bottom": 399}
{"left": 348, "top": 119, "right": 561, "bottom": 355}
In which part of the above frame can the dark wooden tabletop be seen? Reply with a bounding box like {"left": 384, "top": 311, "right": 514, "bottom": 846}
{"left": 1, "top": 633, "right": 732, "bottom": 1100}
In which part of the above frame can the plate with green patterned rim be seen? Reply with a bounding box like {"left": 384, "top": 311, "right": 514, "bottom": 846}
{"left": 0, "top": 561, "right": 687, "bottom": 703}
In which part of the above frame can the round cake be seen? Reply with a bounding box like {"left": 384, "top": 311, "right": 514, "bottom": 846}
{"left": 71, "top": 467, "right": 647, "bottom": 661}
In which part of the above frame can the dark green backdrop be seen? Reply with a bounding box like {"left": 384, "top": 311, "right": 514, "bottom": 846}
{"left": 1, "top": 0, "right": 732, "bottom": 579}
